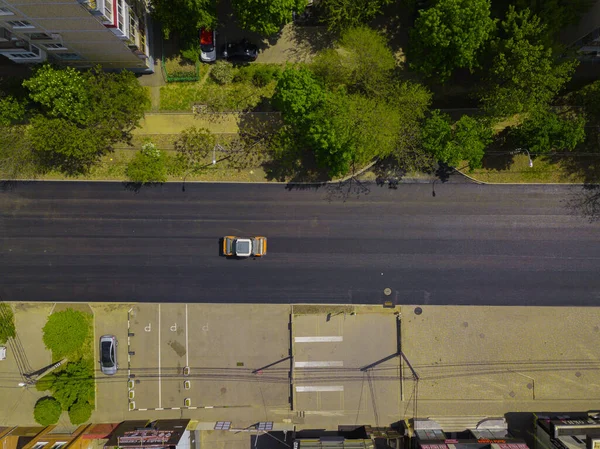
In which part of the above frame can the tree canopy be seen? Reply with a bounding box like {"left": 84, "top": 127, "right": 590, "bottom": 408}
{"left": 125, "top": 142, "right": 169, "bottom": 184}
{"left": 317, "top": 0, "right": 392, "bottom": 31}
{"left": 311, "top": 26, "right": 396, "bottom": 97}
{"left": 231, "top": 0, "right": 307, "bottom": 35}
{"left": 511, "top": 108, "right": 586, "bottom": 153}
{"left": 22, "top": 65, "right": 149, "bottom": 175}
{"left": 481, "top": 6, "right": 578, "bottom": 117}
{"left": 150, "top": 0, "right": 217, "bottom": 39}
{"left": 273, "top": 66, "right": 324, "bottom": 126}
{"left": 42, "top": 309, "right": 90, "bottom": 359}
{"left": 421, "top": 111, "right": 492, "bottom": 168}
{"left": 409, "top": 0, "right": 496, "bottom": 81}
{"left": 33, "top": 397, "right": 62, "bottom": 426}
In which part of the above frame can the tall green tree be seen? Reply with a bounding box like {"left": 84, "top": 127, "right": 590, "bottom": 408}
{"left": 409, "top": 0, "right": 496, "bottom": 82}
{"left": 231, "top": 0, "right": 307, "bottom": 36}
{"left": 481, "top": 6, "right": 578, "bottom": 118}
{"left": 511, "top": 108, "right": 586, "bottom": 153}
{"left": 421, "top": 111, "right": 492, "bottom": 168}
{"left": 0, "top": 125, "right": 36, "bottom": 179}
{"left": 311, "top": 26, "right": 396, "bottom": 97}
{"left": 318, "top": 0, "right": 392, "bottom": 31}
{"left": 0, "top": 96, "right": 25, "bottom": 126}
{"left": 22, "top": 65, "right": 90, "bottom": 124}
{"left": 22, "top": 65, "right": 149, "bottom": 175}
{"left": 273, "top": 67, "right": 324, "bottom": 126}
{"left": 150, "top": 0, "right": 217, "bottom": 39}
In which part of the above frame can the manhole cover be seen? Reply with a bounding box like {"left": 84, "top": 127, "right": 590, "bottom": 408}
{"left": 414, "top": 307, "right": 422, "bottom": 315}
{"left": 384, "top": 288, "right": 392, "bottom": 296}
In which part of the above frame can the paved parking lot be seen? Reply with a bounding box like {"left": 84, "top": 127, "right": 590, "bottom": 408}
{"left": 127, "top": 304, "right": 291, "bottom": 412}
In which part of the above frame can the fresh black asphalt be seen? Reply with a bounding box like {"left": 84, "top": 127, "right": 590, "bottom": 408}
{"left": 1, "top": 181, "right": 599, "bottom": 305}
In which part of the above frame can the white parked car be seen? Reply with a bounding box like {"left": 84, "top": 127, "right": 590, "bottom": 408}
{"left": 199, "top": 28, "right": 216, "bottom": 62}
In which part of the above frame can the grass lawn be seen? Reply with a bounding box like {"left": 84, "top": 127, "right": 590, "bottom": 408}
{"left": 464, "top": 154, "right": 596, "bottom": 183}
{"left": 160, "top": 63, "right": 282, "bottom": 112}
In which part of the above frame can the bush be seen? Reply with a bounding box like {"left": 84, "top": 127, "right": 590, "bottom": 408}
{"left": 211, "top": 60, "right": 234, "bottom": 85}
{"left": 125, "top": 147, "right": 168, "bottom": 184}
{"left": 42, "top": 309, "right": 90, "bottom": 359}
{"left": 34, "top": 397, "right": 62, "bottom": 425}
{"left": 0, "top": 303, "right": 16, "bottom": 344}
{"left": 252, "top": 65, "right": 281, "bottom": 87}
{"left": 233, "top": 66, "right": 253, "bottom": 83}
{"left": 68, "top": 400, "right": 93, "bottom": 425}
{"left": 52, "top": 359, "right": 95, "bottom": 410}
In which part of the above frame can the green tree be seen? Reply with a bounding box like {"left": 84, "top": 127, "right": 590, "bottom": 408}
{"left": 421, "top": 111, "right": 492, "bottom": 168}
{"left": 174, "top": 127, "right": 216, "bottom": 170}
{"left": 511, "top": 0, "right": 595, "bottom": 44}
{"left": 0, "top": 96, "right": 25, "bottom": 126}
{"left": 150, "top": 0, "right": 217, "bottom": 40}
{"left": 27, "top": 116, "right": 106, "bottom": 175}
{"left": 511, "top": 108, "right": 586, "bottom": 153}
{"left": 0, "top": 125, "right": 36, "bottom": 179}
{"left": 273, "top": 67, "right": 324, "bottom": 126}
{"left": 51, "top": 360, "right": 95, "bottom": 410}
{"left": 22, "top": 65, "right": 90, "bottom": 124}
{"left": 42, "top": 309, "right": 90, "bottom": 359}
{"left": 34, "top": 397, "right": 62, "bottom": 426}
{"left": 389, "top": 81, "right": 434, "bottom": 171}
{"left": 23, "top": 66, "right": 149, "bottom": 175}
{"left": 481, "top": 7, "right": 578, "bottom": 118}
{"left": 68, "top": 400, "right": 93, "bottom": 425}
{"left": 311, "top": 26, "right": 396, "bottom": 97}
{"left": 125, "top": 143, "right": 168, "bottom": 184}
{"left": 318, "top": 0, "right": 392, "bottom": 31}
{"left": 82, "top": 67, "right": 150, "bottom": 145}
{"left": 231, "top": 0, "right": 307, "bottom": 36}
{"left": 409, "top": 0, "right": 496, "bottom": 81}
{"left": 305, "top": 91, "right": 402, "bottom": 177}
{"left": 0, "top": 303, "right": 16, "bottom": 344}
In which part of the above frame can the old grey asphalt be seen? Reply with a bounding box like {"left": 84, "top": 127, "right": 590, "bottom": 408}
{"left": 1, "top": 181, "right": 599, "bottom": 305}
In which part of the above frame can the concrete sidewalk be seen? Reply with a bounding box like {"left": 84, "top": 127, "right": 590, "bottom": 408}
{"left": 2, "top": 303, "right": 600, "bottom": 430}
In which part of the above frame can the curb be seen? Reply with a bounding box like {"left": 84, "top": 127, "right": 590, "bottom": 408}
{"left": 452, "top": 167, "right": 591, "bottom": 186}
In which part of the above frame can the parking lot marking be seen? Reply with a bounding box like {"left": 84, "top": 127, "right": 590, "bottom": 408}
{"left": 158, "top": 304, "right": 161, "bottom": 409}
{"left": 295, "top": 361, "right": 343, "bottom": 367}
{"left": 295, "top": 386, "right": 344, "bottom": 392}
{"left": 295, "top": 336, "right": 343, "bottom": 342}
{"left": 185, "top": 304, "right": 189, "bottom": 367}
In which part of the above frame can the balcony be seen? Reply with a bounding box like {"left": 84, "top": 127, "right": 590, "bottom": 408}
{"left": 78, "top": 0, "right": 114, "bottom": 26}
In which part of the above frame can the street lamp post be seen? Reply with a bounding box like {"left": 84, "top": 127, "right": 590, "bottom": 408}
{"left": 515, "top": 147, "right": 533, "bottom": 167}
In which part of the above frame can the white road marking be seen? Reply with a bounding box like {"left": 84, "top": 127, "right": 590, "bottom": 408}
{"left": 158, "top": 304, "right": 161, "bottom": 409}
{"left": 295, "top": 386, "right": 344, "bottom": 392}
{"left": 295, "top": 336, "right": 343, "bottom": 342}
{"left": 294, "top": 361, "right": 343, "bottom": 367}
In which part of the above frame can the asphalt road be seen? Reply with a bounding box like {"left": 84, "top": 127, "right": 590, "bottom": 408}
{"left": 1, "top": 181, "right": 599, "bottom": 305}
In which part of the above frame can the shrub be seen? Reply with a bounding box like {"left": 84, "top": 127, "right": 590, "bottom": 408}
{"left": 68, "top": 400, "right": 93, "bottom": 425}
{"left": 252, "top": 65, "right": 281, "bottom": 87}
{"left": 125, "top": 148, "right": 168, "bottom": 184}
{"left": 34, "top": 397, "right": 62, "bottom": 425}
{"left": 42, "top": 309, "right": 90, "bottom": 359}
{"left": 0, "top": 303, "right": 16, "bottom": 344}
{"left": 233, "top": 66, "right": 253, "bottom": 83}
{"left": 52, "top": 359, "right": 95, "bottom": 410}
{"left": 211, "top": 60, "right": 234, "bottom": 85}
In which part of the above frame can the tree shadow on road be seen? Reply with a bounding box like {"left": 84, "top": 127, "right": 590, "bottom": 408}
{"left": 566, "top": 184, "right": 600, "bottom": 222}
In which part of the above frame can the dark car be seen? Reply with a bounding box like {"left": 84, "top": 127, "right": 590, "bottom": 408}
{"left": 222, "top": 39, "right": 258, "bottom": 62}
{"left": 99, "top": 335, "right": 117, "bottom": 375}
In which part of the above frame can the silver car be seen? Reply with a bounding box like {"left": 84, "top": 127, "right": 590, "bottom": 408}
{"left": 99, "top": 335, "right": 118, "bottom": 375}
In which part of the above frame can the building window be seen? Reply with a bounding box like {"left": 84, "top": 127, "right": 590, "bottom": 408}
{"left": 117, "top": 0, "right": 125, "bottom": 32}
{"left": 43, "top": 43, "right": 67, "bottom": 50}
{"left": 8, "top": 52, "right": 38, "bottom": 59}
{"left": 31, "top": 442, "right": 48, "bottom": 449}
{"left": 50, "top": 442, "right": 67, "bottom": 449}
{"left": 25, "top": 32, "right": 53, "bottom": 40}
{"left": 0, "top": 7, "right": 14, "bottom": 15}
{"left": 7, "top": 20, "right": 33, "bottom": 28}
{"left": 54, "top": 52, "right": 82, "bottom": 60}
